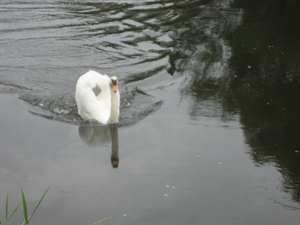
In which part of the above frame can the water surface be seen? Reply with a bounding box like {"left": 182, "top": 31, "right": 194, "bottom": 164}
{"left": 0, "top": 0, "right": 300, "bottom": 224}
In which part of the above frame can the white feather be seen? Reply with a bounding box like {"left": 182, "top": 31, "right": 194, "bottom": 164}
{"left": 75, "top": 70, "right": 120, "bottom": 124}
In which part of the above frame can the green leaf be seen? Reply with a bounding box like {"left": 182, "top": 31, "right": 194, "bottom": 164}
{"left": 21, "top": 187, "right": 29, "bottom": 225}
{"left": 28, "top": 186, "right": 50, "bottom": 223}
{"left": 5, "top": 193, "right": 8, "bottom": 222}
{"left": 6, "top": 203, "right": 21, "bottom": 224}
{"left": 4, "top": 192, "right": 21, "bottom": 225}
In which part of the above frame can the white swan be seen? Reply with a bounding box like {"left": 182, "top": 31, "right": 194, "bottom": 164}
{"left": 75, "top": 70, "right": 120, "bottom": 124}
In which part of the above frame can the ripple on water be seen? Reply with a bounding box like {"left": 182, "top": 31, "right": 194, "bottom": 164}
{"left": 0, "top": 0, "right": 241, "bottom": 126}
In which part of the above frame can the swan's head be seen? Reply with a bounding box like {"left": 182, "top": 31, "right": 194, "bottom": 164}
{"left": 110, "top": 76, "right": 118, "bottom": 93}
{"left": 111, "top": 157, "right": 119, "bottom": 168}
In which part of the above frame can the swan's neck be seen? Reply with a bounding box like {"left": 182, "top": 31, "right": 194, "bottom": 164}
{"left": 108, "top": 89, "right": 120, "bottom": 124}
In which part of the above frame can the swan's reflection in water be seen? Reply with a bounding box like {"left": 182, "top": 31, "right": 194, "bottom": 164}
{"left": 78, "top": 126, "right": 119, "bottom": 168}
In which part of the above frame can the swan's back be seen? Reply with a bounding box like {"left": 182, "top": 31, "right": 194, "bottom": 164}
{"left": 75, "top": 70, "right": 112, "bottom": 124}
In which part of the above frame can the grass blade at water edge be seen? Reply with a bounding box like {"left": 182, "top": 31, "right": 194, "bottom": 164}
{"left": 28, "top": 186, "right": 50, "bottom": 224}
{"left": 4, "top": 192, "right": 21, "bottom": 225}
{"left": 21, "top": 187, "right": 29, "bottom": 225}
{"left": 5, "top": 193, "right": 8, "bottom": 222}
{"left": 6, "top": 203, "right": 21, "bottom": 225}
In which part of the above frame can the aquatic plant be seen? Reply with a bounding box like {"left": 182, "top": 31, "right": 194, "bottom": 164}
{"left": 0, "top": 186, "right": 49, "bottom": 225}
{"left": 0, "top": 193, "right": 21, "bottom": 225}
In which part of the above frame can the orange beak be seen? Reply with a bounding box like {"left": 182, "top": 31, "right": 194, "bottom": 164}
{"left": 112, "top": 83, "right": 118, "bottom": 93}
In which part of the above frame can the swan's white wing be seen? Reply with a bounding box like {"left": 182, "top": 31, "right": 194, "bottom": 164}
{"left": 75, "top": 71, "right": 112, "bottom": 124}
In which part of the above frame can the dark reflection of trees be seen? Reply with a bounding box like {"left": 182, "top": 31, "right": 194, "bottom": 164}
{"left": 228, "top": 0, "right": 300, "bottom": 202}
{"left": 168, "top": 0, "right": 300, "bottom": 203}
{"left": 167, "top": 0, "right": 242, "bottom": 120}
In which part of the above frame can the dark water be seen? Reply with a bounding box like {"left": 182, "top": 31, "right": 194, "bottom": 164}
{"left": 1, "top": 0, "right": 300, "bottom": 224}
